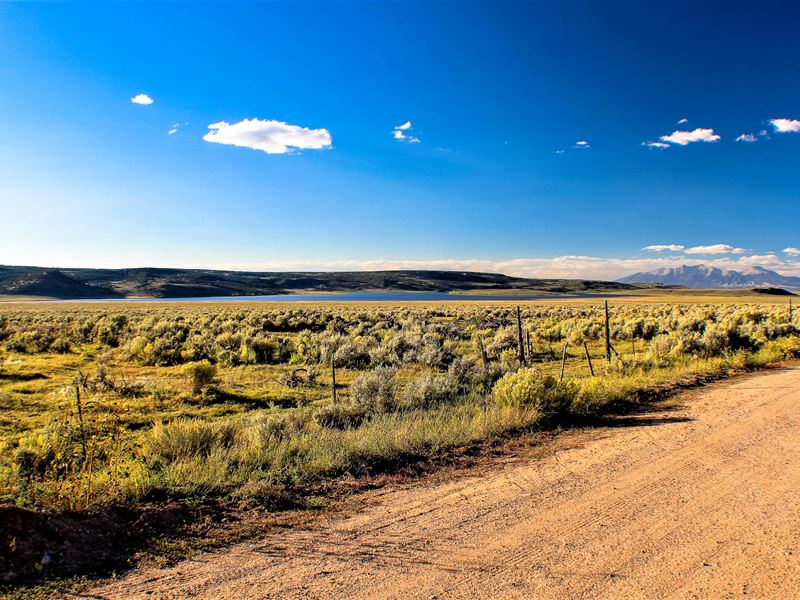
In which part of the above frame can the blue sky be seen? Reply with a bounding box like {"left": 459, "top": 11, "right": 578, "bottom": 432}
{"left": 1, "top": 1, "right": 799, "bottom": 279}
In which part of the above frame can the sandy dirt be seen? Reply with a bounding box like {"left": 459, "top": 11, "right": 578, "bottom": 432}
{"left": 84, "top": 367, "right": 800, "bottom": 599}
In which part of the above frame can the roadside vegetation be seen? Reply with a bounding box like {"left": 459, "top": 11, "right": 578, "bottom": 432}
{"left": 0, "top": 301, "right": 798, "bottom": 514}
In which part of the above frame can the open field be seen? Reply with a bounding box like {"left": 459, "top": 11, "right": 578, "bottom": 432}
{"left": 0, "top": 296, "right": 798, "bottom": 585}
{"left": 84, "top": 366, "right": 800, "bottom": 599}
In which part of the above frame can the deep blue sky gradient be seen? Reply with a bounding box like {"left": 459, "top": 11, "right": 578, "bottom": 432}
{"left": 1, "top": 1, "right": 799, "bottom": 277}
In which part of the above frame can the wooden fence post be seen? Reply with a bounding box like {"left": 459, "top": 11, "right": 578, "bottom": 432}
{"left": 583, "top": 342, "right": 594, "bottom": 376}
{"left": 74, "top": 382, "right": 87, "bottom": 461}
{"left": 559, "top": 343, "right": 568, "bottom": 382}
{"left": 516, "top": 306, "right": 526, "bottom": 364}
{"left": 604, "top": 300, "right": 612, "bottom": 363}
{"left": 331, "top": 355, "right": 337, "bottom": 404}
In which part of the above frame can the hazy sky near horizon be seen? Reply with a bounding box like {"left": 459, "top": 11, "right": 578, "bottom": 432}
{"left": 1, "top": 1, "right": 800, "bottom": 280}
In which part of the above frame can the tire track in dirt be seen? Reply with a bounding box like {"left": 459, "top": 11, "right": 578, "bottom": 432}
{"left": 84, "top": 367, "right": 800, "bottom": 599}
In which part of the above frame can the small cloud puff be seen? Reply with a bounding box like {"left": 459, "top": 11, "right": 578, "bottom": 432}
{"left": 783, "top": 247, "right": 800, "bottom": 257}
{"left": 574, "top": 140, "right": 590, "bottom": 148}
{"left": 677, "top": 118, "right": 688, "bottom": 124}
{"left": 770, "top": 118, "right": 800, "bottom": 133}
{"left": 643, "top": 244, "right": 685, "bottom": 252}
{"left": 131, "top": 93, "right": 154, "bottom": 105}
{"left": 168, "top": 123, "right": 179, "bottom": 135}
{"left": 642, "top": 141, "right": 670, "bottom": 149}
{"left": 736, "top": 133, "right": 757, "bottom": 143}
{"left": 203, "top": 118, "right": 332, "bottom": 154}
{"left": 392, "top": 121, "right": 420, "bottom": 143}
{"left": 660, "top": 128, "right": 720, "bottom": 146}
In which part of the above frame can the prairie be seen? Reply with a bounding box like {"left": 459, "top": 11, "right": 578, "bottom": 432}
{"left": 0, "top": 296, "right": 798, "bottom": 583}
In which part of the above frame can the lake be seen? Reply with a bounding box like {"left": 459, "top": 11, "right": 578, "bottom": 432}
{"left": 57, "top": 291, "right": 609, "bottom": 303}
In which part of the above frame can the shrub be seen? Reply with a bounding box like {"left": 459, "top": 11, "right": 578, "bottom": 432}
{"left": 333, "top": 340, "right": 371, "bottom": 369}
{"left": 316, "top": 368, "right": 398, "bottom": 429}
{"left": 402, "top": 371, "right": 458, "bottom": 409}
{"left": 314, "top": 403, "right": 371, "bottom": 429}
{"left": 762, "top": 336, "right": 800, "bottom": 359}
{"left": 183, "top": 360, "right": 218, "bottom": 395}
{"left": 492, "top": 367, "right": 571, "bottom": 420}
{"left": 142, "top": 418, "right": 238, "bottom": 467}
{"left": 447, "top": 356, "right": 481, "bottom": 392}
{"left": 350, "top": 368, "right": 397, "bottom": 414}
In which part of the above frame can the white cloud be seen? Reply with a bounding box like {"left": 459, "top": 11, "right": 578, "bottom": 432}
{"left": 783, "top": 247, "right": 800, "bottom": 257}
{"left": 677, "top": 118, "right": 688, "bottom": 124}
{"left": 642, "top": 141, "right": 670, "bottom": 149}
{"left": 736, "top": 133, "right": 757, "bottom": 143}
{"left": 643, "top": 244, "right": 685, "bottom": 252}
{"left": 130, "top": 93, "right": 154, "bottom": 105}
{"left": 684, "top": 244, "right": 746, "bottom": 255}
{"left": 770, "top": 118, "right": 800, "bottom": 133}
{"left": 203, "top": 118, "right": 332, "bottom": 154}
{"left": 168, "top": 123, "right": 179, "bottom": 135}
{"left": 554, "top": 149, "right": 565, "bottom": 154}
{"left": 660, "top": 128, "right": 720, "bottom": 146}
{"left": 392, "top": 121, "right": 419, "bottom": 143}
{"left": 575, "top": 140, "right": 590, "bottom": 148}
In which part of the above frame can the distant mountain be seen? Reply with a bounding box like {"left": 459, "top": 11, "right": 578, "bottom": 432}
{"left": 0, "top": 265, "right": 644, "bottom": 299}
{"left": 618, "top": 264, "right": 800, "bottom": 289}
{"left": 0, "top": 269, "right": 120, "bottom": 299}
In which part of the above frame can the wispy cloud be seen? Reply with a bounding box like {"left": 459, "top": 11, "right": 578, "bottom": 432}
{"left": 203, "top": 118, "right": 332, "bottom": 154}
{"left": 684, "top": 244, "right": 746, "bottom": 255}
{"left": 643, "top": 244, "right": 685, "bottom": 252}
{"left": 130, "top": 93, "right": 154, "bottom": 105}
{"left": 784, "top": 247, "right": 800, "bottom": 257}
{"left": 574, "top": 140, "right": 590, "bottom": 148}
{"left": 677, "top": 117, "right": 688, "bottom": 124}
{"left": 168, "top": 123, "right": 179, "bottom": 135}
{"left": 660, "top": 128, "right": 720, "bottom": 146}
{"left": 392, "top": 121, "right": 420, "bottom": 143}
{"left": 735, "top": 133, "right": 757, "bottom": 143}
{"left": 642, "top": 141, "right": 670, "bottom": 149}
{"left": 770, "top": 118, "right": 800, "bottom": 133}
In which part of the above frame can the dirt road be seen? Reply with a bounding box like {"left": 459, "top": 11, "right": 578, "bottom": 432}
{"left": 86, "top": 367, "right": 800, "bottom": 599}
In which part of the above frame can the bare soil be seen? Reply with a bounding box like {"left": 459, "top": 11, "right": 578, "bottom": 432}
{"left": 80, "top": 366, "right": 800, "bottom": 599}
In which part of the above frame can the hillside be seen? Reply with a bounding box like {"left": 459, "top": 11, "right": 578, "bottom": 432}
{"left": 618, "top": 264, "right": 800, "bottom": 289}
{"left": 0, "top": 265, "right": 640, "bottom": 299}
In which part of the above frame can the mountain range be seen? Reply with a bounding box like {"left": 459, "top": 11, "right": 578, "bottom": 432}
{"left": 0, "top": 265, "right": 641, "bottom": 299}
{"left": 618, "top": 264, "right": 800, "bottom": 289}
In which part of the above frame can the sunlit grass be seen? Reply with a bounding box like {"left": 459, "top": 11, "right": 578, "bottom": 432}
{"left": 0, "top": 300, "right": 797, "bottom": 512}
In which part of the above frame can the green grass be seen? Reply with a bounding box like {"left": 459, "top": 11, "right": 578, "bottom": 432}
{"left": 0, "top": 300, "right": 798, "bottom": 514}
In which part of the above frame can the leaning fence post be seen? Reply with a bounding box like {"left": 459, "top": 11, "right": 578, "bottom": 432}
{"left": 559, "top": 343, "right": 568, "bottom": 382}
{"left": 583, "top": 342, "right": 594, "bottom": 376}
{"left": 516, "top": 306, "right": 526, "bottom": 364}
